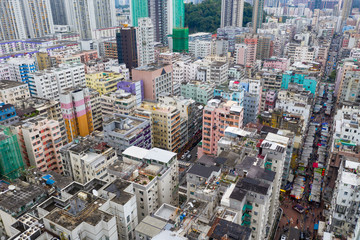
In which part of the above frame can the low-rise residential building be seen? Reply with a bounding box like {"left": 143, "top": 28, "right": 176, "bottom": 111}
{"left": 180, "top": 82, "right": 214, "bottom": 105}
{"left": 0, "top": 103, "right": 18, "bottom": 125}
{"left": 199, "top": 99, "right": 243, "bottom": 156}
{"left": 60, "top": 136, "right": 117, "bottom": 183}
{"left": 6, "top": 58, "right": 37, "bottom": 86}
{"left": 101, "top": 90, "right": 137, "bottom": 118}
{"left": 85, "top": 72, "right": 124, "bottom": 95}
{"left": 108, "top": 146, "right": 178, "bottom": 222}
{"left": 84, "top": 58, "right": 115, "bottom": 74}
{"left": 281, "top": 71, "right": 318, "bottom": 95}
{"left": 333, "top": 106, "right": 360, "bottom": 146}
{"left": 11, "top": 117, "right": 63, "bottom": 173}
{"left": 103, "top": 114, "right": 152, "bottom": 154}
{"left": 189, "top": 40, "right": 212, "bottom": 59}
{"left": 0, "top": 80, "right": 30, "bottom": 105}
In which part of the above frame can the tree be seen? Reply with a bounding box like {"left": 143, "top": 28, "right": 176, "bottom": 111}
{"left": 185, "top": 0, "right": 255, "bottom": 33}
{"left": 329, "top": 70, "right": 336, "bottom": 82}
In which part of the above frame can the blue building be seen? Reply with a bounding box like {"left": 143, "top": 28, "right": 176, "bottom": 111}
{"left": 0, "top": 103, "right": 19, "bottom": 125}
{"left": 214, "top": 86, "right": 245, "bottom": 106}
{"left": 281, "top": 71, "right": 317, "bottom": 94}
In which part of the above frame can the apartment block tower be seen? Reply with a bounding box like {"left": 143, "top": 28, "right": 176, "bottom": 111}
{"left": 0, "top": 126, "right": 24, "bottom": 180}
{"left": 148, "top": 0, "right": 168, "bottom": 44}
{"left": 252, "top": 0, "right": 265, "bottom": 33}
{"left": 117, "top": 28, "right": 138, "bottom": 71}
{"left": 49, "top": 0, "right": 68, "bottom": 25}
{"left": 0, "top": 0, "right": 54, "bottom": 40}
{"left": 6, "top": 58, "right": 37, "bottom": 87}
{"left": 60, "top": 87, "right": 95, "bottom": 142}
{"left": 65, "top": 0, "right": 116, "bottom": 39}
{"left": 131, "top": 0, "right": 149, "bottom": 26}
{"left": 137, "top": 18, "right": 155, "bottom": 67}
{"left": 0, "top": 0, "right": 27, "bottom": 40}
{"left": 12, "top": 117, "right": 63, "bottom": 174}
{"left": 220, "top": 0, "right": 244, "bottom": 28}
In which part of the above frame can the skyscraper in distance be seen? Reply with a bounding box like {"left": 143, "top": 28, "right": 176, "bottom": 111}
{"left": 117, "top": 27, "right": 138, "bottom": 71}
{"left": 130, "top": 0, "right": 149, "bottom": 26}
{"left": 50, "top": 0, "right": 68, "bottom": 25}
{"left": 148, "top": 0, "right": 168, "bottom": 44}
{"left": 137, "top": 18, "right": 155, "bottom": 66}
{"left": 337, "top": 0, "right": 354, "bottom": 32}
{"left": 65, "top": 0, "right": 116, "bottom": 39}
{"left": 0, "top": 0, "right": 54, "bottom": 40}
{"left": 221, "top": 0, "right": 245, "bottom": 28}
{"left": 252, "top": 0, "right": 265, "bottom": 33}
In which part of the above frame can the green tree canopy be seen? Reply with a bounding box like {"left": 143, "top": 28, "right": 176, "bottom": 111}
{"left": 185, "top": 0, "right": 255, "bottom": 33}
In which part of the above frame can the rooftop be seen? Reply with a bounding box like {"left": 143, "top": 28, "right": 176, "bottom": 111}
{"left": 45, "top": 191, "right": 112, "bottom": 231}
{"left": 135, "top": 63, "right": 170, "bottom": 72}
{"left": 0, "top": 80, "right": 27, "bottom": 90}
{"left": 187, "top": 164, "right": 221, "bottom": 178}
{"left": 135, "top": 216, "right": 167, "bottom": 237}
{"left": 207, "top": 218, "right": 251, "bottom": 240}
{"left": 0, "top": 180, "right": 46, "bottom": 214}
{"left": 103, "top": 179, "right": 133, "bottom": 205}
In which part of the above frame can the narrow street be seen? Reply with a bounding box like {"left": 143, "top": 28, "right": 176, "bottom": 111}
{"left": 275, "top": 83, "right": 335, "bottom": 240}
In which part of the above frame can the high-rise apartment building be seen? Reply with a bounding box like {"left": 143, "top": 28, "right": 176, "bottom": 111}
{"left": 0, "top": 80, "right": 30, "bottom": 105}
{"left": 337, "top": 0, "right": 354, "bottom": 32}
{"left": 130, "top": 0, "right": 149, "bottom": 26}
{"left": 29, "top": 63, "right": 86, "bottom": 101}
{"left": 137, "top": 18, "right": 155, "bottom": 67}
{"left": 65, "top": 0, "right": 116, "bottom": 39}
{"left": 49, "top": 0, "right": 68, "bottom": 25}
{"left": 85, "top": 72, "right": 123, "bottom": 95}
{"left": 200, "top": 99, "right": 244, "bottom": 156}
{"left": 101, "top": 90, "right": 137, "bottom": 117}
{"left": 6, "top": 58, "right": 37, "bottom": 86}
{"left": 220, "top": 0, "right": 244, "bottom": 28}
{"left": 0, "top": 0, "right": 27, "bottom": 41}
{"left": 12, "top": 117, "right": 63, "bottom": 174}
{"left": 59, "top": 87, "right": 95, "bottom": 142}
{"left": 0, "top": 0, "right": 54, "bottom": 40}
{"left": 60, "top": 137, "right": 117, "bottom": 183}
{"left": 148, "top": 0, "right": 168, "bottom": 44}
{"left": 252, "top": 0, "right": 265, "bottom": 33}
{"left": 0, "top": 126, "right": 24, "bottom": 180}
{"left": 117, "top": 27, "right": 138, "bottom": 71}
{"left": 132, "top": 64, "right": 173, "bottom": 101}
{"left": 135, "top": 102, "right": 183, "bottom": 152}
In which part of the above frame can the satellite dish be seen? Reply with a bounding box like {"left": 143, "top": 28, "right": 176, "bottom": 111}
{"left": 92, "top": 189, "right": 99, "bottom": 197}
{"left": 8, "top": 185, "right": 15, "bottom": 191}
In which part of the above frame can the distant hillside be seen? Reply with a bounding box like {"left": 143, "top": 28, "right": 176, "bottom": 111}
{"left": 185, "top": 0, "right": 253, "bottom": 33}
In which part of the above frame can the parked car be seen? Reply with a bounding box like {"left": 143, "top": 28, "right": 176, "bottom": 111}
{"left": 293, "top": 204, "right": 305, "bottom": 214}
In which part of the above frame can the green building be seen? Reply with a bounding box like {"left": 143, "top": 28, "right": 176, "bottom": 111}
{"left": 172, "top": 0, "right": 185, "bottom": 28}
{"left": 180, "top": 82, "right": 214, "bottom": 105}
{"left": 131, "top": 0, "right": 148, "bottom": 27}
{"left": 172, "top": 28, "right": 189, "bottom": 53}
{"left": 0, "top": 126, "right": 24, "bottom": 180}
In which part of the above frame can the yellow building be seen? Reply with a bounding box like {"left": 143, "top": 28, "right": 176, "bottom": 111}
{"left": 85, "top": 72, "right": 124, "bottom": 95}
{"left": 135, "top": 101, "right": 183, "bottom": 153}
{"left": 36, "top": 52, "right": 52, "bottom": 70}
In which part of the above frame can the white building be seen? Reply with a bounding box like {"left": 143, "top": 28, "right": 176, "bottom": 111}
{"left": 6, "top": 58, "right": 37, "bottom": 84}
{"left": 60, "top": 137, "right": 117, "bottom": 183}
{"left": 329, "top": 157, "right": 360, "bottom": 239}
{"left": 65, "top": 0, "right": 116, "bottom": 39}
{"left": 333, "top": 106, "right": 360, "bottom": 145}
{"left": 234, "top": 44, "right": 248, "bottom": 66}
{"left": 108, "top": 146, "right": 179, "bottom": 222}
{"left": 28, "top": 63, "right": 86, "bottom": 101}
{"left": 137, "top": 18, "right": 155, "bottom": 67}
{"left": 220, "top": 0, "right": 244, "bottom": 28}
{"left": 189, "top": 40, "right": 212, "bottom": 59}
{"left": 350, "top": 48, "right": 360, "bottom": 60}
{"left": 0, "top": 0, "right": 54, "bottom": 40}
{"left": 0, "top": 80, "right": 30, "bottom": 105}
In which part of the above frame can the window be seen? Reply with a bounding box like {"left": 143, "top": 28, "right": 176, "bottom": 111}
{"left": 127, "top": 215, "right": 130, "bottom": 223}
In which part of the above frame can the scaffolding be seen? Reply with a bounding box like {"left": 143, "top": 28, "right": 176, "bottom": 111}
{"left": 0, "top": 126, "right": 24, "bottom": 180}
{"left": 172, "top": 28, "right": 189, "bottom": 53}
